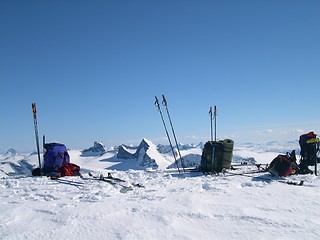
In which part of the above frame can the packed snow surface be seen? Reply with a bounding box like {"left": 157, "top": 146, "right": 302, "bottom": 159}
{"left": 1, "top": 140, "right": 319, "bottom": 240}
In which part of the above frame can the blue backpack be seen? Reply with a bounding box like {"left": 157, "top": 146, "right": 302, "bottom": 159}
{"left": 43, "top": 143, "right": 70, "bottom": 173}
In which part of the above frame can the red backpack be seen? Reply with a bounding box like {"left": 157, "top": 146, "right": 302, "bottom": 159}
{"left": 53, "top": 163, "right": 81, "bottom": 178}
{"left": 268, "top": 155, "right": 293, "bottom": 177}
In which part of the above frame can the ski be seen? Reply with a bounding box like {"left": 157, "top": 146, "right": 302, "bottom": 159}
{"left": 102, "top": 172, "right": 125, "bottom": 182}
{"left": 32, "top": 103, "right": 42, "bottom": 173}
{"left": 155, "top": 96, "right": 181, "bottom": 173}
{"left": 231, "top": 163, "right": 269, "bottom": 167}
{"left": 50, "top": 176, "right": 136, "bottom": 192}
{"left": 279, "top": 180, "right": 304, "bottom": 186}
{"left": 100, "top": 172, "right": 144, "bottom": 188}
{"left": 51, "top": 178, "right": 84, "bottom": 187}
{"left": 50, "top": 176, "right": 84, "bottom": 184}
{"left": 162, "top": 95, "right": 186, "bottom": 172}
{"left": 223, "top": 171, "right": 304, "bottom": 186}
{"left": 83, "top": 173, "right": 140, "bottom": 193}
{"left": 230, "top": 163, "right": 269, "bottom": 171}
{"left": 88, "top": 172, "right": 144, "bottom": 188}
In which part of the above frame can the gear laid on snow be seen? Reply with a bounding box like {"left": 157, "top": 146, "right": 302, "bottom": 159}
{"left": 299, "top": 131, "right": 320, "bottom": 175}
{"left": 267, "top": 151, "right": 299, "bottom": 177}
{"left": 43, "top": 143, "right": 70, "bottom": 173}
{"left": 200, "top": 139, "right": 234, "bottom": 173}
{"left": 31, "top": 142, "right": 80, "bottom": 178}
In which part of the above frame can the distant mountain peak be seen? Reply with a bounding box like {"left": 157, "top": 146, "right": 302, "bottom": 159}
{"left": 82, "top": 141, "right": 107, "bottom": 156}
{"left": 5, "top": 148, "right": 18, "bottom": 155}
{"left": 117, "top": 138, "right": 170, "bottom": 169}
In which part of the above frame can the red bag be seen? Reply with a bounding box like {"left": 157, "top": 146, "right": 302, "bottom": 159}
{"left": 268, "top": 155, "right": 293, "bottom": 177}
{"left": 58, "top": 163, "right": 81, "bottom": 177}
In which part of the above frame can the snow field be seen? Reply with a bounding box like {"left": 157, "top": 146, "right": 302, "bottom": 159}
{"left": 1, "top": 169, "right": 319, "bottom": 240}
{"left": 1, "top": 140, "right": 319, "bottom": 240}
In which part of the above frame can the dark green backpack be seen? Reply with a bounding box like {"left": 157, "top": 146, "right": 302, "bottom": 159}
{"left": 200, "top": 141, "right": 224, "bottom": 173}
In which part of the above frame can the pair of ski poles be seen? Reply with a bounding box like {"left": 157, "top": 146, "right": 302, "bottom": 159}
{"left": 209, "top": 106, "right": 217, "bottom": 142}
{"left": 155, "top": 95, "right": 186, "bottom": 173}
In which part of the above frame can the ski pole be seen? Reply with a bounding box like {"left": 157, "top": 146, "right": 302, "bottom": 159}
{"left": 214, "top": 105, "right": 217, "bottom": 142}
{"left": 154, "top": 96, "right": 180, "bottom": 173}
{"left": 43, "top": 135, "right": 46, "bottom": 168}
{"left": 209, "top": 107, "right": 213, "bottom": 142}
{"left": 162, "top": 94, "right": 186, "bottom": 172}
{"left": 32, "top": 103, "right": 41, "bottom": 173}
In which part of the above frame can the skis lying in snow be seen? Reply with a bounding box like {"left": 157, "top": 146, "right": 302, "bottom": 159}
{"left": 223, "top": 171, "right": 304, "bottom": 186}
{"left": 89, "top": 172, "right": 144, "bottom": 188}
{"left": 230, "top": 163, "right": 269, "bottom": 170}
{"left": 86, "top": 173, "right": 133, "bottom": 193}
{"left": 49, "top": 172, "right": 144, "bottom": 192}
{"left": 82, "top": 172, "right": 144, "bottom": 193}
{"left": 100, "top": 173, "right": 144, "bottom": 188}
{"left": 170, "top": 163, "right": 269, "bottom": 174}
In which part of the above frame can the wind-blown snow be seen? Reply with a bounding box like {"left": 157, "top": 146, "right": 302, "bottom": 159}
{"left": 0, "top": 140, "right": 319, "bottom": 240}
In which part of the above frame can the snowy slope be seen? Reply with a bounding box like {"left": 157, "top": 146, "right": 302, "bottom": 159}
{"left": 0, "top": 140, "right": 319, "bottom": 240}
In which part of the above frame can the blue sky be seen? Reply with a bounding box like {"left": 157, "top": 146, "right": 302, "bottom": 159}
{"left": 0, "top": 0, "right": 319, "bottom": 152}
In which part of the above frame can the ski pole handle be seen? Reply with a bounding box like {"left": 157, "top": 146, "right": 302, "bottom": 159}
{"left": 162, "top": 94, "right": 167, "bottom": 106}
{"left": 154, "top": 96, "right": 160, "bottom": 109}
{"left": 32, "top": 103, "right": 37, "bottom": 118}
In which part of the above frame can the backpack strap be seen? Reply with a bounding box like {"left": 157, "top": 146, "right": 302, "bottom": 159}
{"left": 62, "top": 151, "right": 67, "bottom": 166}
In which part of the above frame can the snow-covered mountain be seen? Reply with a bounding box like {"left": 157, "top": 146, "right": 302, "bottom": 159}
{"left": 117, "top": 138, "right": 171, "bottom": 169}
{"left": 157, "top": 142, "right": 204, "bottom": 154}
{"left": 0, "top": 149, "right": 34, "bottom": 177}
{"left": 81, "top": 141, "right": 109, "bottom": 156}
{"left": 117, "top": 139, "right": 204, "bottom": 169}
{"left": 1, "top": 148, "right": 22, "bottom": 160}
{"left": 4, "top": 148, "right": 19, "bottom": 155}
{"left": 117, "top": 144, "right": 139, "bottom": 159}
{"left": 0, "top": 139, "right": 305, "bottom": 177}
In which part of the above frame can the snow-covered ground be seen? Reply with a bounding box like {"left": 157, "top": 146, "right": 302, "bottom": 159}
{"left": 1, "top": 140, "right": 319, "bottom": 240}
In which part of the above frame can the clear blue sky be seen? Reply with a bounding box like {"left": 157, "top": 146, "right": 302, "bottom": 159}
{"left": 0, "top": 0, "right": 319, "bottom": 152}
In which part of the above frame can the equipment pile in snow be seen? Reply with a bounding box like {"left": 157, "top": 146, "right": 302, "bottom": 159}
{"left": 299, "top": 131, "right": 320, "bottom": 175}
{"left": 200, "top": 139, "right": 234, "bottom": 174}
